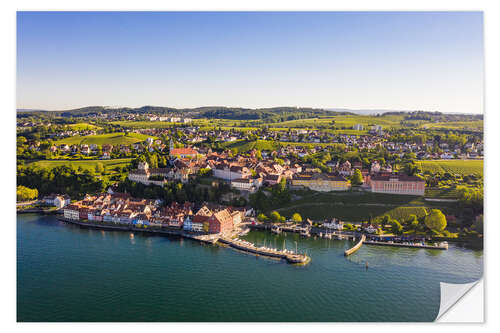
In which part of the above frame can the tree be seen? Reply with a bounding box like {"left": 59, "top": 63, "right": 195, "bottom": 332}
{"left": 390, "top": 219, "right": 403, "bottom": 234}
{"left": 350, "top": 169, "right": 363, "bottom": 185}
{"left": 16, "top": 185, "right": 38, "bottom": 202}
{"left": 424, "top": 209, "right": 447, "bottom": 232}
{"left": 269, "top": 211, "right": 281, "bottom": 223}
{"left": 257, "top": 213, "right": 268, "bottom": 222}
{"left": 408, "top": 214, "right": 419, "bottom": 230}
{"left": 95, "top": 162, "right": 104, "bottom": 174}
{"left": 292, "top": 213, "right": 302, "bottom": 223}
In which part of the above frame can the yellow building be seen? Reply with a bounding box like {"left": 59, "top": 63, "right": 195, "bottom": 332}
{"left": 291, "top": 173, "right": 350, "bottom": 192}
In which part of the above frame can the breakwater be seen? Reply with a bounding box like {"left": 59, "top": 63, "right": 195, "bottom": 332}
{"left": 218, "top": 237, "right": 310, "bottom": 264}
{"left": 364, "top": 240, "right": 448, "bottom": 250}
{"left": 344, "top": 234, "right": 366, "bottom": 256}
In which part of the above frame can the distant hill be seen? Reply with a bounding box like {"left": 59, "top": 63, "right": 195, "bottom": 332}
{"left": 17, "top": 105, "right": 354, "bottom": 121}
{"left": 326, "top": 108, "right": 419, "bottom": 115}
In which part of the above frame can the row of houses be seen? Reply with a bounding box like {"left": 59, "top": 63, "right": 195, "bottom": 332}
{"left": 62, "top": 192, "right": 243, "bottom": 235}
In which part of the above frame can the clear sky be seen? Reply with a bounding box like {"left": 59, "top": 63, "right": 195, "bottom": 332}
{"left": 16, "top": 11, "right": 484, "bottom": 113}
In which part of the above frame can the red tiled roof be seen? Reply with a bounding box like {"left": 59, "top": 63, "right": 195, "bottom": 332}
{"left": 170, "top": 148, "right": 198, "bottom": 155}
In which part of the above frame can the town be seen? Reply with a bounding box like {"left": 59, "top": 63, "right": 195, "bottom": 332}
{"left": 17, "top": 108, "right": 484, "bottom": 247}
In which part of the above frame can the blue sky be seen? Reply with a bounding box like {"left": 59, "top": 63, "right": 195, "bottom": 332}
{"left": 16, "top": 12, "right": 483, "bottom": 113}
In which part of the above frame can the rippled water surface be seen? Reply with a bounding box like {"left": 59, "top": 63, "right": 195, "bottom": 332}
{"left": 17, "top": 214, "right": 483, "bottom": 322}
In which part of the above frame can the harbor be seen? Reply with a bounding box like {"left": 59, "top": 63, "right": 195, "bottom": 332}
{"left": 18, "top": 213, "right": 484, "bottom": 322}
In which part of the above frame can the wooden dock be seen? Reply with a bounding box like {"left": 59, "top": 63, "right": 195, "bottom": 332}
{"left": 344, "top": 234, "right": 366, "bottom": 256}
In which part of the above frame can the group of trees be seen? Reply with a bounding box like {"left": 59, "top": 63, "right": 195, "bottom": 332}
{"left": 17, "top": 165, "right": 107, "bottom": 199}
{"left": 249, "top": 178, "right": 291, "bottom": 213}
{"left": 372, "top": 209, "right": 447, "bottom": 235}
{"left": 16, "top": 185, "right": 38, "bottom": 202}
{"left": 456, "top": 185, "right": 483, "bottom": 214}
{"left": 256, "top": 211, "right": 302, "bottom": 223}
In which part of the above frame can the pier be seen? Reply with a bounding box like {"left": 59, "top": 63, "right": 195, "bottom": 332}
{"left": 364, "top": 240, "right": 448, "bottom": 250}
{"left": 344, "top": 234, "right": 366, "bottom": 256}
{"left": 218, "top": 237, "right": 310, "bottom": 265}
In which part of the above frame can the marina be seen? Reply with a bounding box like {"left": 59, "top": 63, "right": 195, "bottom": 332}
{"left": 17, "top": 213, "right": 483, "bottom": 322}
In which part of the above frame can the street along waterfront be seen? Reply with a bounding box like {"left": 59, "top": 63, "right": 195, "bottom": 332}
{"left": 18, "top": 213, "right": 483, "bottom": 322}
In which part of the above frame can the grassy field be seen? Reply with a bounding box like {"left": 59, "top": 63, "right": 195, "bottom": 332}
{"left": 269, "top": 114, "right": 406, "bottom": 130}
{"left": 222, "top": 139, "right": 280, "bottom": 152}
{"left": 110, "top": 121, "right": 177, "bottom": 128}
{"left": 420, "top": 120, "right": 483, "bottom": 131}
{"left": 416, "top": 160, "right": 483, "bottom": 176}
{"left": 26, "top": 158, "right": 133, "bottom": 171}
{"left": 54, "top": 132, "right": 157, "bottom": 146}
{"left": 68, "top": 123, "right": 101, "bottom": 131}
{"left": 273, "top": 190, "right": 457, "bottom": 222}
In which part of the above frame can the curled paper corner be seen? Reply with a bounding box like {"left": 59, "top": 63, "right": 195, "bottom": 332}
{"left": 435, "top": 279, "right": 483, "bottom": 322}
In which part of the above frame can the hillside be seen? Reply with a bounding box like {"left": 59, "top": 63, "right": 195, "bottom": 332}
{"left": 54, "top": 132, "right": 156, "bottom": 146}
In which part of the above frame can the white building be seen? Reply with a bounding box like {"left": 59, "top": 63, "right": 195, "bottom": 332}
{"left": 63, "top": 205, "right": 80, "bottom": 220}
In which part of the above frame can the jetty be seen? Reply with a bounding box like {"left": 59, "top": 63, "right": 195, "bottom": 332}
{"left": 344, "top": 234, "right": 366, "bottom": 256}
{"left": 364, "top": 240, "right": 448, "bottom": 250}
{"left": 218, "top": 237, "right": 310, "bottom": 265}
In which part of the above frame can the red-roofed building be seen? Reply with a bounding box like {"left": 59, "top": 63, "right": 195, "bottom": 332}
{"left": 370, "top": 174, "right": 425, "bottom": 196}
{"left": 170, "top": 147, "right": 198, "bottom": 158}
{"left": 208, "top": 209, "right": 234, "bottom": 234}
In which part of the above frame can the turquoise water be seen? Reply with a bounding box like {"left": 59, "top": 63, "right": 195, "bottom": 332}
{"left": 17, "top": 214, "right": 483, "bottom": 322}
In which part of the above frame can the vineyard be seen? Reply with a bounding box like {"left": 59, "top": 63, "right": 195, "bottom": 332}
{"left": 416, "top": 160, "right": 483, "bottom": 176}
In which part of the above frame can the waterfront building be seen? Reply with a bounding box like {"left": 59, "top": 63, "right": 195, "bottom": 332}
{"left": 370, "top": 174, "right": 425, "bottom": 196}
{"left": 183, "top": 216, "right": 193, "bottom": 231}
{"left": 208, "top": 209, "right": 234, "bottom": 234}
{"left": 63, "top": 204, "right": 80, "bottom": 220}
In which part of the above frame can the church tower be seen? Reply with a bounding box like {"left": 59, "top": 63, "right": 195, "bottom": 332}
{"left": 169, "top": 138, "right": 174, "bottom": 153}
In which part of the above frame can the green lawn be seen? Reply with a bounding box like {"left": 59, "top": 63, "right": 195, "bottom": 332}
{"left": 416, "top": 160, "right": 483, "bottom": 176}
{"left": 68, "top": 123, "right": 101, "bottom": 130}
{"left": 54, "top": 132, "right": 157, "bottom": 146}
{"left": 27, "top": 158, "right": 133, "bottom": 171}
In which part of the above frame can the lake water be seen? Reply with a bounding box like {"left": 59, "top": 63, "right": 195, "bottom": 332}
{"left": 17, "top": 214, "right": 483, "bottom": 322}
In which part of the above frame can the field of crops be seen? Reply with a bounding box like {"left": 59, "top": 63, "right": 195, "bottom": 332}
{"left": 68, "top": 123, "right": 101, "bottom": 130}
{"left": 269, "top": 114, "right": 406, "bottom": 130}
{"left": 26, "top": 158, "right": 133, "bottom": 171}
{"left": 420, "top": 120, "right": 483, "bottom": 131}
{"left": 277, "top": 203, "right": 432, "bottom": 223}
{"left": 416, "top": 160, "right": 483, "bottom": 176}
{"left": 223, "top": 139, "right": 279, "bottom": 153}
{"left": 272, "top": 190, "right": 458, "bottom": 222}
{"left": 54, "top": 132, "right": 157, "bottom": 146}
{"left": 110, "top": 121, "right": 177, "bottom": 129}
